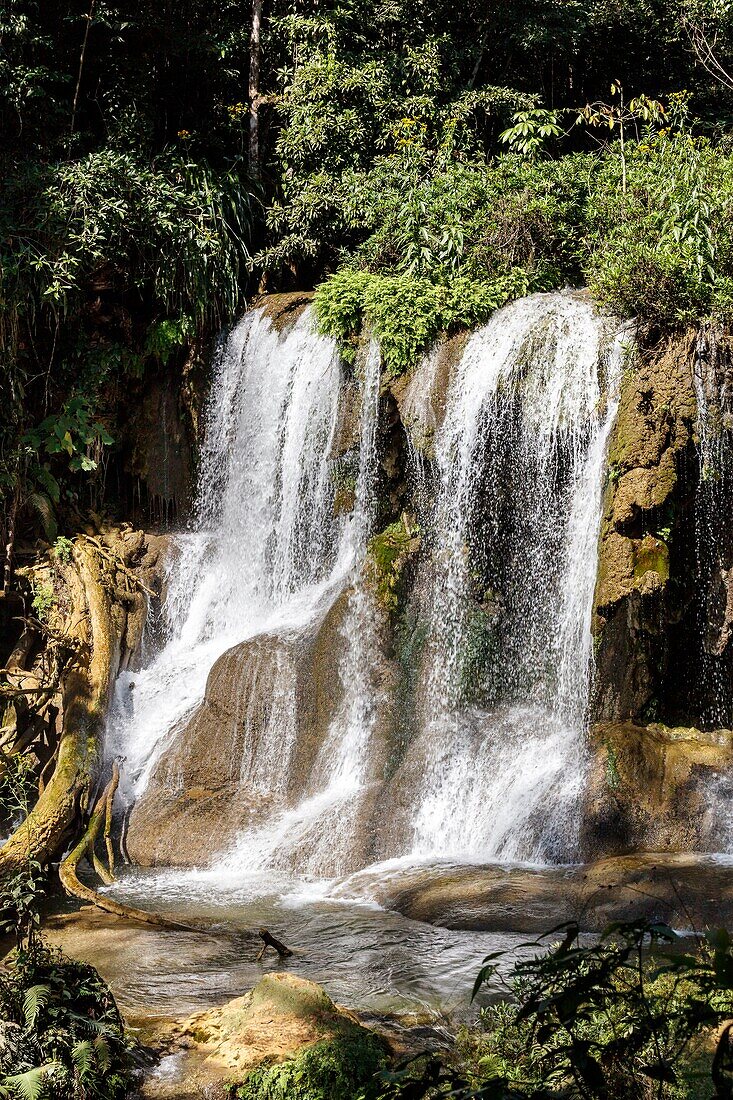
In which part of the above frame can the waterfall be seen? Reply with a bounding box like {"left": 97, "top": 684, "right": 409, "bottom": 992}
{"left": 112, "top": 291, "right": 626, "bottom": 878}
{"left": 107, "top": 306, "right": 348, "bottom": 801}
{"left": 691, "top": 331, "right": 733, "bottom": 728}
{"left": 408, "top": 293, "right": 624, "bottom": 864}
{"left": 213, "top": 338, "right": 384, "bottom": 877}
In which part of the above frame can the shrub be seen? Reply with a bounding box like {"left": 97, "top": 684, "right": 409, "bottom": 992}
{"left": 229, "top": 1031, "right": 388, "bottom": 1100}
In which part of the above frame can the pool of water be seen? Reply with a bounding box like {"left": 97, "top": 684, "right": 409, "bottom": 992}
{"left": 63, "top": 862, "right": 543, "bottom": 1023}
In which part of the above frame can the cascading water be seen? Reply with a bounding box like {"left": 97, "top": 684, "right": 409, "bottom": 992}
{"left": 112, "top": 291, "right": 626, "bottom": 881}
{"left": 212, "top": 338, "right": 384, "bottom": 877}
{"left": 691, "top": 331, "right": 733, "bottom": 729}
{"left": 107, "top": 306, "right": 349, "bottom": 802}
{"left": 408, "top": 293, "right": 624, "bottom": 864}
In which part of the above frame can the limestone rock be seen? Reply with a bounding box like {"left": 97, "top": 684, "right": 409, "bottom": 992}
{"left": 178, "top": 973, "right": 369, "bottom": 1075}
{"left": 376, "top": 854, "right": 733, "bottom": 933}
{"left": 389, "top": 333, "right": 465, "bottom": 456}
{"left": 582, "top": 720, "right": 733, "bottom": 857}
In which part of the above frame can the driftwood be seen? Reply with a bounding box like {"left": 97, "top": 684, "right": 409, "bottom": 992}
{"left": 257, "top": 927, "right": 293, "bottom": 960}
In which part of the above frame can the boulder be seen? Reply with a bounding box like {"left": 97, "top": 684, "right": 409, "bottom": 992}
{"left": 376, "top": 854, "right": 733, "bottom": 933}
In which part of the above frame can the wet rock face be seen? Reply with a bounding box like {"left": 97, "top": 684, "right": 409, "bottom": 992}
{"left": 582, "top": 721, "right": 733, "bottom": 858}
{"left": 125, "top": 597, "right": 347, "bottom": 867}
{"left": 389, "top": 333, "right": 465, "bottom": 457}
{"left": 592, "top": 332, "right": 698, "bottom": 724}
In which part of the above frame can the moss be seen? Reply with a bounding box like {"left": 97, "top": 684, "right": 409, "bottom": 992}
{"left": 365, "top": 513, "right": 421, "bottom": 612}
{"left": 457, "top": 596, "right": 502, "bottom": 706}
{"left": 633, "top": 535, "right": 670, "bottom": 586}
{"left": 228, "top": 1031, "right": 388, "bottom": 1100}
{"left": 604, "top": 740, "right": 621, "bottom": 790}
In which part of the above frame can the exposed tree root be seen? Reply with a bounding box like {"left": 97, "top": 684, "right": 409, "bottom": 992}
{"left": 0, "top": 543, "right": 113, "bottom": 872}
{"left": 58, "top": 766, "right": 199, "bottom": 931}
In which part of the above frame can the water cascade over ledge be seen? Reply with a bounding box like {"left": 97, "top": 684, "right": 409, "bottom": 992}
{"left": 405, "top": 294, "right": 624, "bottom": 863}
{"left": 113, "top": 294, "right": 628, "bottom": 878}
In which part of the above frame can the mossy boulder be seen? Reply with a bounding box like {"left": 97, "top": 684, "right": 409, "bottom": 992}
{"left": 228, "top": 1030, "right": 388, "bottom": 1100}
{"left": 592, "top": 331, "right": 698, "bottom": 722}
{"left": 178, "top": 973, "right": 388, "bottom": 1094}
{"left": 364, "top": 513, "right": 421, "bottom": 613}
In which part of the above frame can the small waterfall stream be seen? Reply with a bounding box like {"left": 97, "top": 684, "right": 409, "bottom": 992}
{"left": 407, "top": 294, "right": 624, "bottom": 863}
{"left": 107, "top": 306, "right": 349, "bottom": 802}
{"left": 212, "top": 337, "right": 386, "bottom": 877}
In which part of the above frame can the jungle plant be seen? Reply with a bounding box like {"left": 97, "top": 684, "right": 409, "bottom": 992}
{"left": 499, "top": 109, "right": 563, "bottom": 159}
{"left": 377, "top": 919, "right": 733, "bottom": 1099}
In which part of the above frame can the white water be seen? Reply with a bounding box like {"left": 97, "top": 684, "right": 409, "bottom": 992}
{"left": 213, "top": 337, "right": 384, "bottom": 877}
{"left": 111, "top": 292, "right": 626, "bottom": 881}
{"left": 410, "top": 293, "right": 624, "bottom": 863}
{"left": 107, "top": 307, "right": 350, "bottom": 802}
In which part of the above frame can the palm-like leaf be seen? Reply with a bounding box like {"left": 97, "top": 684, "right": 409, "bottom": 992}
{"left": 0, "top": 1063, "right": 62, "bottom": 1100}
{"left": 25, "top": 492, "right": 57, "bottom": 542}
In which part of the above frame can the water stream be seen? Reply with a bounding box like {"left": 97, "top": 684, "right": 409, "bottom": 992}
{"left": 408, "top": 294, "right": 624, "bottom": 863}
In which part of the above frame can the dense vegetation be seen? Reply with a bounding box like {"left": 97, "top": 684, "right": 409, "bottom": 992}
{"left": 3, "top": 0, "right": 733, "bottom": 550}
{"left": 378, "top": 920, "right": 733, "bottom": 1100}
{"left": 3, "top": 6, "right": 733, "bottom": 1090}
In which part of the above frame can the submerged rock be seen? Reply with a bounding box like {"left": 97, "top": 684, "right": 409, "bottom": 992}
{"left": 376, "top": 854, "right": 733, "bottom": 933}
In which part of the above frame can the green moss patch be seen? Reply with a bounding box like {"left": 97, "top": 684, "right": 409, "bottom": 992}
{"left": 227, "top": 1030, "right": 388, "bottom": 1100}
{"left": 365, "top": 513, "right": 421, "bottom": 612}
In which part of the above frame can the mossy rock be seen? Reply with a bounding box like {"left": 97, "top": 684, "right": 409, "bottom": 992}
{"left": 228, "top": 1030, "right": 388, "bottom": 1100}
{"left": 365, "top": 513, "right": 421, "bottom": 612}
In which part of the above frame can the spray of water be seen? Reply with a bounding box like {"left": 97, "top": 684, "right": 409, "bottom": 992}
{"left": 106, "top": 307, "right": 348, "bottom": 801}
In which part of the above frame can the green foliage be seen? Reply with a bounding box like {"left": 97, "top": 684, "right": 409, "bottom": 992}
{"left": 29, "top": 583, "right": 55, "bottom": 623}
{"left": 315, "top": 269, "right": 528, "bottom": 377}
{"left": 378, "top": 920, "right": 733, "bottom": 1099}
{"left": 229, "top": 1031, "right": 388, "bottom": 1100}
{"left": 0, "top": 944, "right": 135, "bottom": 1099}
{"left": 50, "top": 537, "right": 72, "bottom": 564}
{"left": 499, "top": 110, "right": 562, "bottom": 158}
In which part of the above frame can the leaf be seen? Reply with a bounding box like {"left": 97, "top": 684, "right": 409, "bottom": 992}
{"left": 22, "top": 984, "right": 51, "bottom": 1028}
{"left": 26, "top": 493, "right": 57, "bottom": 542}
{"left": 1, "top": 1063, "right": 59, "bottom": 1100}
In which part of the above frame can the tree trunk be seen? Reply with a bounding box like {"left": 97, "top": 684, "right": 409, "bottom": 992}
{"left": 249, "top": 0, "right": 263, "bottom": 180}
{"left": 2, "top": 484, "right": 20, "bottom": 597}
{"left": 0, "top": 543, "right": 115, "bottom": 872}
{"left": 70, "top": 0, "right": 97, "bottom": 141}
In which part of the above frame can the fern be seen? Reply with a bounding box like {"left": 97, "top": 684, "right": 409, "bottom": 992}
{"left": 25, "top": 492, "right": 57, "bottom": 542}
{"left": 22, "top": 985, "right": 51, "bottom": 1029}
{"left": 0, "top": 1063, "right": 61, "bottom": 1100}
{"left": 71, "top": 1040, "right": 94, "bottom": 1078}
{"left": 93, "top": 1036, "right": 111, "bottom": 1074}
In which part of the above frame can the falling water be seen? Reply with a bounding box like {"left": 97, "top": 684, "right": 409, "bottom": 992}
{"left": 213, "top": 338, "right": 384, "bottom": 877}
{"left": 107, "top": 307, "right": 348, "bottom": 801}
{"left": 409, "top": 293, "right": 624, "bottom": 864}
{"left": 112, "top": 292, "right": 627, "bottom": 879}
{"left": 691, "top": 330, "right": 733, "bottom": 728}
